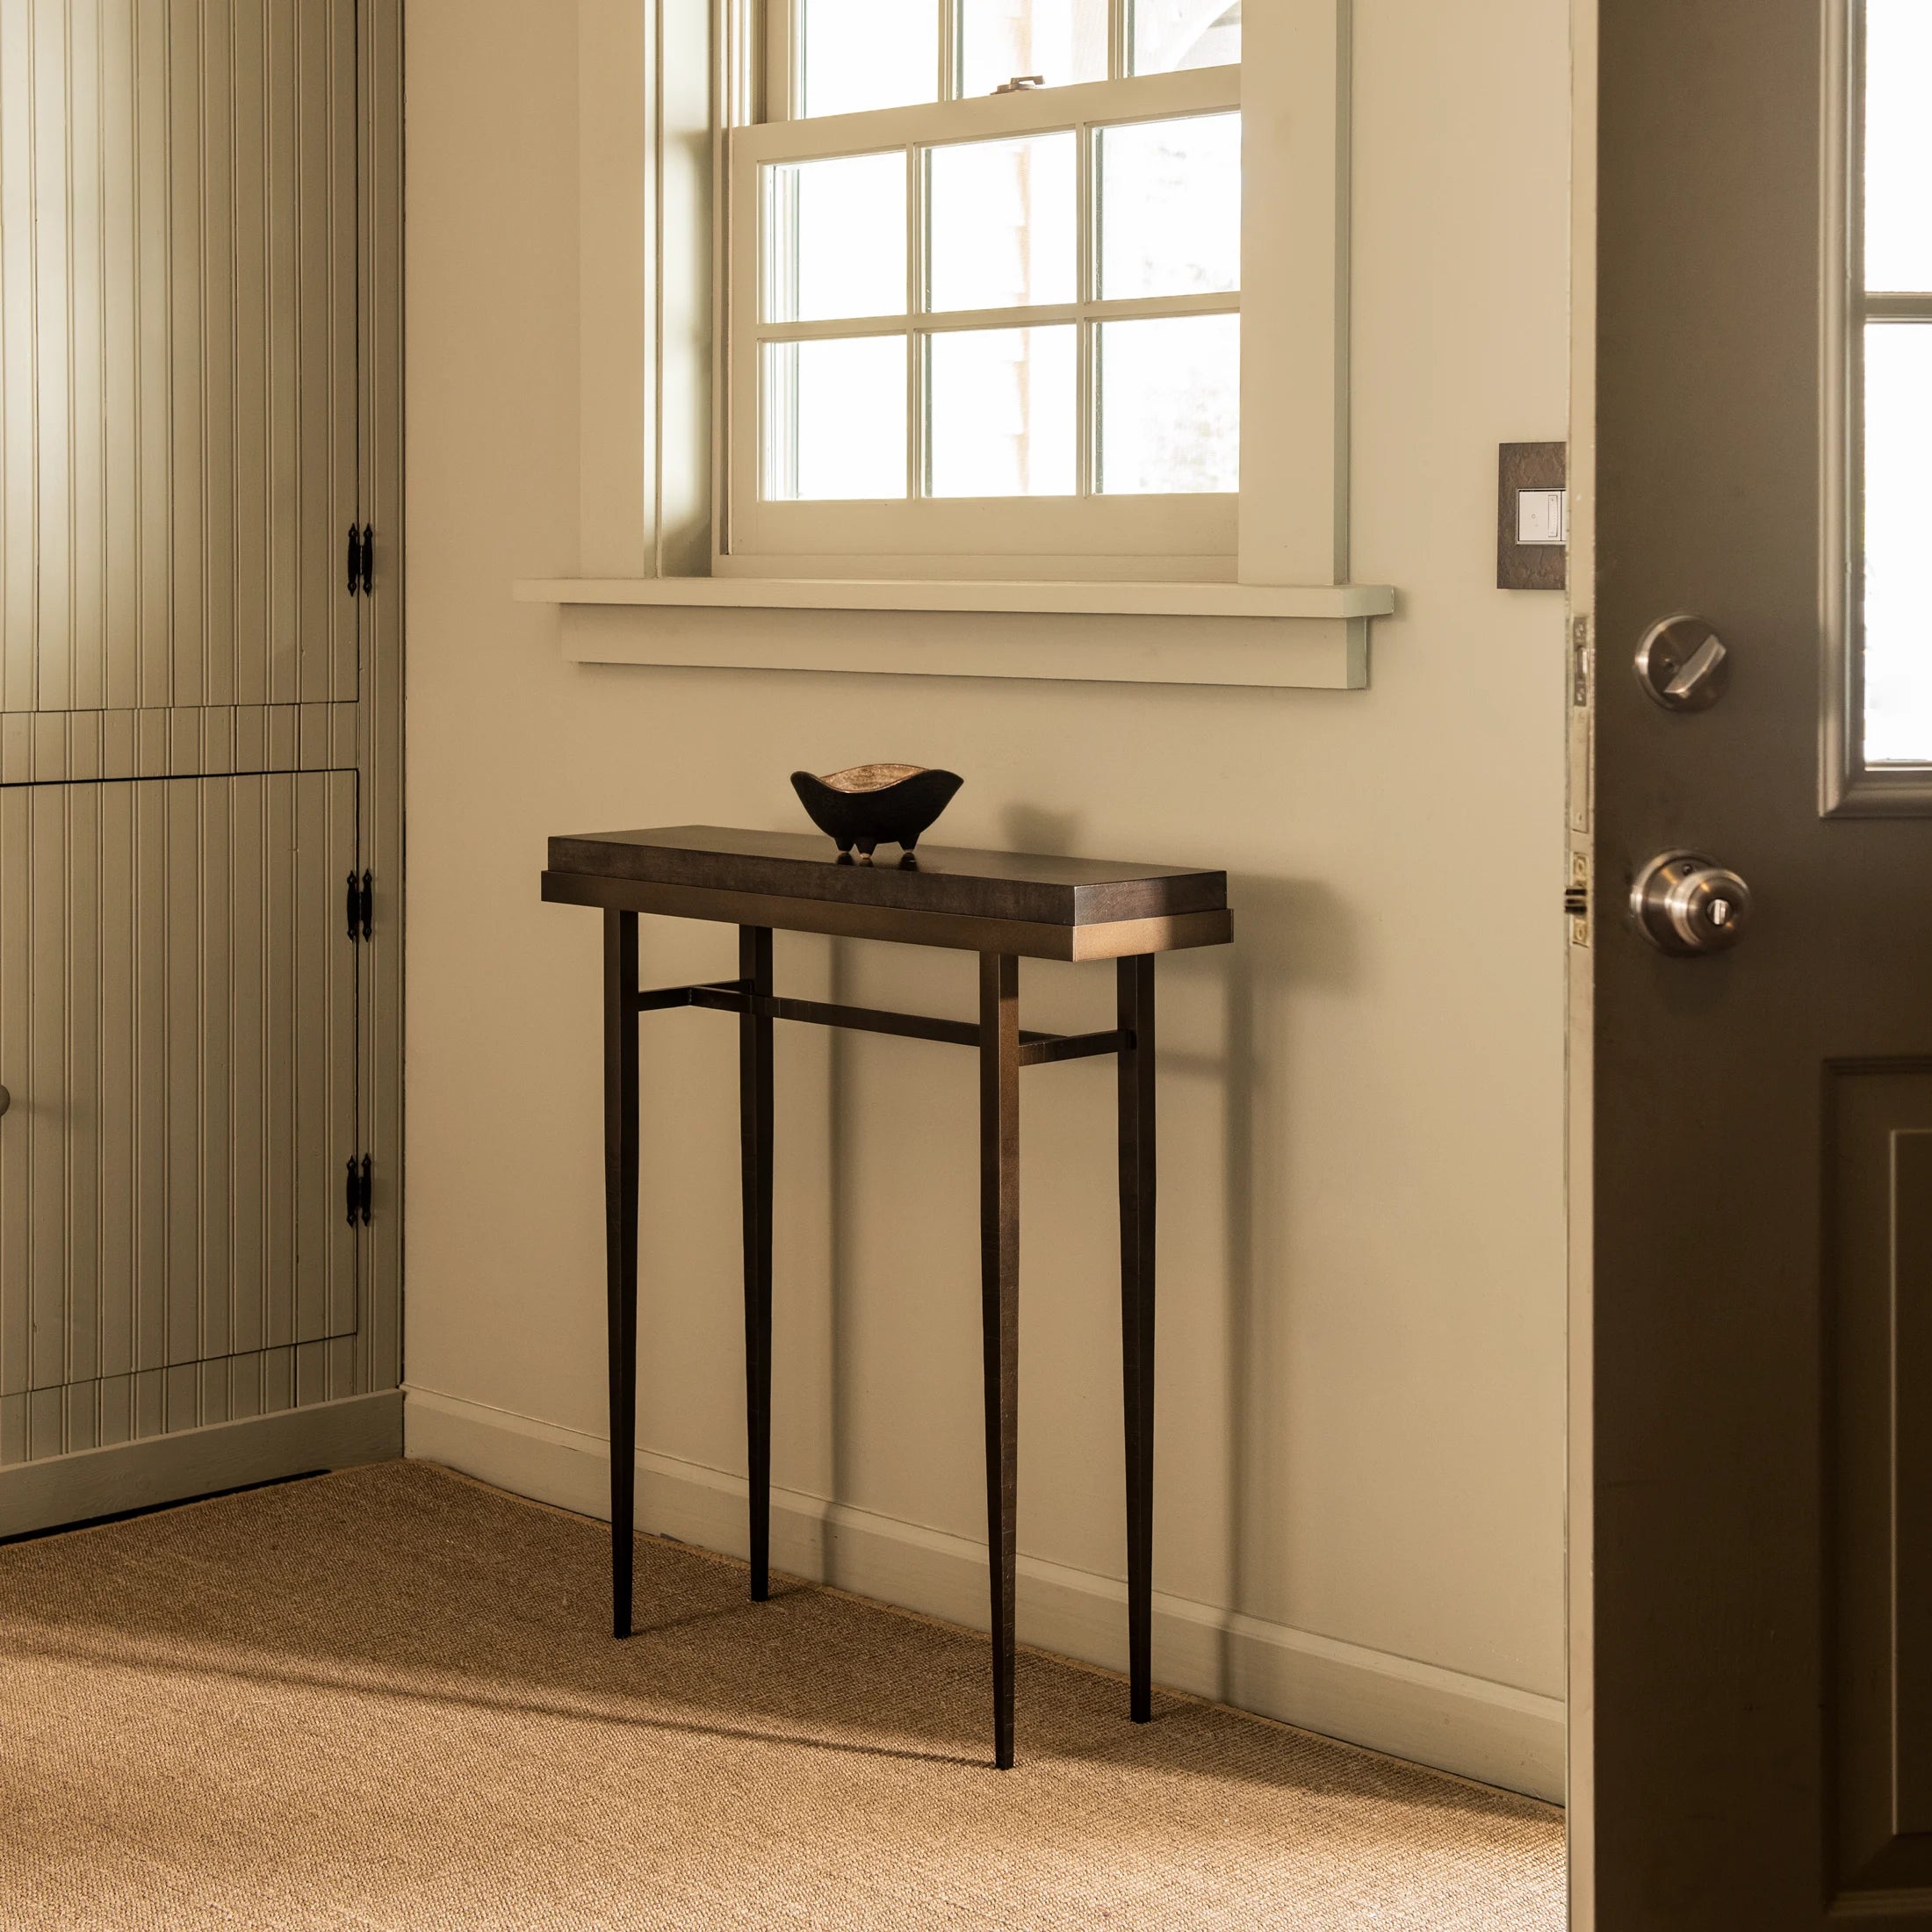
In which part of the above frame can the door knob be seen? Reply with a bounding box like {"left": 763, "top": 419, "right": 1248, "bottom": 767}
{"left": 1632, "top": 851, "right": 1752, "bottom": 955}
{"left": 1635, "top": 615, "right": 1730, "bottom": 711}
{"left": 0, "top": 1084, "right": 8, "bottom": 1116}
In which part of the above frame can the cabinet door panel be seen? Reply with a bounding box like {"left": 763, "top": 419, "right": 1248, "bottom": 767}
{"left": 0, "top": 772, "right": 357, "bottom": 1465}
{"left": 0, "top": 0, "right": 358, "bottom": 716}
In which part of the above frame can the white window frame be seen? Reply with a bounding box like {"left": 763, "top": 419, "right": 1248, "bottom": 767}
{"left": 532, "top": 0, "right": 1377, "bottom": 692}
{"left": 721, "top": 18, "right": 1242, "bottom": 581}
{"left": 1822, "top": 0, "right": 1932, "bottom": 814}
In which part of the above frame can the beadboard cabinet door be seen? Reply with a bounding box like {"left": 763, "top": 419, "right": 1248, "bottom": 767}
{"left": 0, "top": 772, "right": 359, "bottom": 1463}
{"left": 0, "top": 0, "right": 358, "bottom": 717}
{"left": 0, "top": 0, "right": 403, "bottom": 1520}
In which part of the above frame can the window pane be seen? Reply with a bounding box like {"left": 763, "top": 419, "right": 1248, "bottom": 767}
{"left": 1864, "top": 0, "right": 1932, "bottom": 293}
{"left": 926, "top": 133, "right": 1076, "bottom": 313}
{"left": 1096, "top": 113, "right": 1242, "bottom": 300}
{"left": 1097, "top": 314, "right": 1239, "bottom": 494}
{"left": 763, "top": 153, "right": 906, "bottom": 324}
{"left": 928, "top": 326, "right": 1077, "bottom": 497}
{"left": 800, "top": 0, "right": 940, "bottom": 119}
{"left": 1863, "top": 323, "right": 1932, "bottom": 763}
{"left": 1131, "top": 0, "right": 1243, "bottom": 74}
{"left": 763, "top": 336, "right": 907, "bottom": 501}
{"left": 960, "top": 0, "right": 1108, "bottom": 97}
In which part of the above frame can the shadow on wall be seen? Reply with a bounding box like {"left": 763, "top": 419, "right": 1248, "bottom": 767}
{"left": 999, "top": 804, "right": 1085, "bottom": 855}
{"left": 1211, "top": 871, "right": 1364, "bottom": 1697}
{"left": 787, "top": 828, "right": 1368, "bottom": 1683}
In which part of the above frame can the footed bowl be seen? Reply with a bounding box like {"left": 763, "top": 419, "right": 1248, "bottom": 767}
{"left": 789, "top": 764, "right": 964, "bottom": 862}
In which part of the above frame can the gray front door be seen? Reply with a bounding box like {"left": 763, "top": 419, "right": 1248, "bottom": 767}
{"left": 0, "top": 0, "right": 392, "bottom": 1500}
{"left": 1587, "top": 0, "right": 1932, "bottom": 1921}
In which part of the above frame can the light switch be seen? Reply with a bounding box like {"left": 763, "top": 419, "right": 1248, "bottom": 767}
{"left": 1497, "top": 441, "right": 1568, "bottom": 590}
{"left": 1517, "top": 488, "right": 1568, "bottom": 546}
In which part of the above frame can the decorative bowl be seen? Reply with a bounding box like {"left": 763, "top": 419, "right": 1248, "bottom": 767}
{"left": 789, "top": 764, "right": 964, "bottom": 863}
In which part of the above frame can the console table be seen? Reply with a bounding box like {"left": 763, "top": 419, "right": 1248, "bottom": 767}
{"left": 542, "top": 825, "right": 1233, "bottom": 1768}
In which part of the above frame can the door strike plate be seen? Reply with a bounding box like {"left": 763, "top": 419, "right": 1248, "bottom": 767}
{"left": 1565, "top": 851, "right": 1591, "bottom": 947}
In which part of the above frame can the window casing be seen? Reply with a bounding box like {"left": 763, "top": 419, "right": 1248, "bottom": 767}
{"left": 720, "top": 8, "right": 1243, "bottom": 580}
{"left": 558, "top": 0, "right": 1365, "bottom": 670}
{"left": 1825, "top": 0, "right": 1932, "bottom": 811}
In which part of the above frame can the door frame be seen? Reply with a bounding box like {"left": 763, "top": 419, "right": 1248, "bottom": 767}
{"left": 1566, "top": 0, "right": 1599, "bottom": 1915}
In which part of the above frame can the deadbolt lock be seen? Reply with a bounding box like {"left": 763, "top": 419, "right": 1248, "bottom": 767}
{"left": 1631, "top": 851, "right": 1753, "bottom": 955}
{"left": 1635, "top": 615, "right": 1730, "bottom": 712}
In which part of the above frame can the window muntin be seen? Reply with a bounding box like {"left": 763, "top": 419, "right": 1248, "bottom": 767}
{"left": 797, "top": 0, "right": 941, "bottom": 119}
{"left": 927, "top": 133, "right": 1078, "bottom": 312}
{"left": 1097, "top": 313, "right": 1239, "bottom": 494}
{"left": 929, "top": 325, "right": 1079, "bottom": 497}
{"left": 1858, "top": 0, "right": 1932, "bottom": 767}
{"left": 1862, "top": 0, "right": 1932, "bottom": 293}
{"left": 1095, "top": 112, "right": 1241, "bottom": 300}
{"left": 762, "top": 151, "right": 907, "bottom": 323}
{"left": 1132, "top": 0, "right": 1243, "bottom": 76}
{"left": 762, "top": 336, "right": 910, "bottom": 501}
{"left": 960, "top": 0, "right": 1111, "bottom": 97}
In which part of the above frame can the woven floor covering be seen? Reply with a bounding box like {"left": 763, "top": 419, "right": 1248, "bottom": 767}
{"left": 0, "top": 1460, "right": 1563, "bottom": 1930}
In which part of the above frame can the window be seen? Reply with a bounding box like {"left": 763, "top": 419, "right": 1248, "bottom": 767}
{"left": 724, "top": 1, "right": 1244, "bottom": 578}
{"left": 560, "top": 0, "right": 1361, "bottom": 661}
{"left": 1856, "top": 0, "right": 1932, "bottom": 768}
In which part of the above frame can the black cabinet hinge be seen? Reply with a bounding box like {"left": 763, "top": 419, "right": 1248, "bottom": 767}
{"left": 345, "top": 1155, "right": 373, "bottom": 1228}
{"left": 345, "top": 523, "right": 373, "bottom": 596}
{"left": 345, "top": 869, "right": 373, "bottom": 941}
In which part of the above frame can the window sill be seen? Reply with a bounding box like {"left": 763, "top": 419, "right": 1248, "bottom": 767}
{"left": 512, "top": 578, "right": 1397, "bottom": 690}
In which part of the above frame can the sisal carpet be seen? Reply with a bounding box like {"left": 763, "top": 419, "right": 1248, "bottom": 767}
{"left": 0, "top": 1460, "right": 1563, "bottom": 1929}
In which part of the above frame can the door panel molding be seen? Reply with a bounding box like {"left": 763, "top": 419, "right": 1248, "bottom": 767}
{"left": 0, "top": 703, "right": 361, "bottom": 787}
{"left": 1827, "top": 1068, "right": 1932, "bottom": 1904}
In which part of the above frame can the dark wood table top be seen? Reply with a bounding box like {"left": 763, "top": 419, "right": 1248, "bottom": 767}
{"left": 543, "top": 825, "right": 1232, "bottom": 962}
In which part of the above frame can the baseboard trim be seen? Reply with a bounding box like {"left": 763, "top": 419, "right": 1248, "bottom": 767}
{"left": 0, "top": 1390, "right": 403, "bottom": 1539}
{"left": 404, "top": 1384, "right": 1565, "bottom": 1802}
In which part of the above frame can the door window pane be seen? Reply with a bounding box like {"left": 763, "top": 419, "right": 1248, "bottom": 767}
{"left": 928, "top": 326, "right": 1078, "bottom": 496}
{"left": 764, "top": 153, "right": 907, "bottom": 324}
{"left": 763, "top": 336, "right": 908, "bottom": 500}
{"left": 1097, "top": 314, "right": 1239, "bottom": 493}
{"left": 1131, "top": 0, "right": 1243, "bottom": 74}
{"left": 960, "top": 0, "right": 1109, "bottom": 97}
{"left": 926, "top": 133, "right": 1077, "bottom": 312}
{"left": 1864, "top": 0, "right": 1932, "bottom": 293}
{"left": 800, "top": 0, "right": 940, "bottom": 119}
{"left": 1863, "top": 323, "right": 1932, "bottom": 763}
{"left": 1096, "top": 113, "right": 1242, "bottom": 300}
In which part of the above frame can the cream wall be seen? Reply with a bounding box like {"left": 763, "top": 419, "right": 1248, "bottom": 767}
{"left": 402, "top": 0, "right": 1571, "bottom": 1795}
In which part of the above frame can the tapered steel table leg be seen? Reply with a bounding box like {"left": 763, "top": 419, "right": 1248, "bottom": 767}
{"left": 603, "top": 911, "right": 640, "bottom": 1638}
{"left": 1118, "top": 954, "right": 1157, "bottom": 1721}
{"left": 739, "top": 926, "right": 775, "bottom": 1603}
{"left": 978, "top": 951, "right": 1020, "bottom": 1769}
